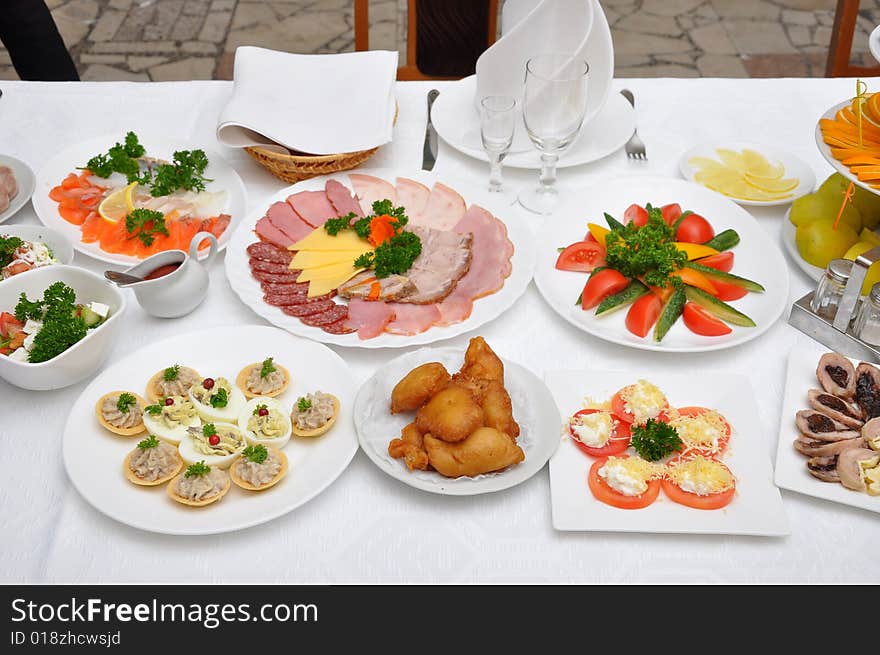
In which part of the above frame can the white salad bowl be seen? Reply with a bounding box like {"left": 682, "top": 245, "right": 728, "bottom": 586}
{"left": 0, "top": 265, "right": 126, "bottom": 390}
{"left": 0, "top": 224, "right": 75, "bottom": 282}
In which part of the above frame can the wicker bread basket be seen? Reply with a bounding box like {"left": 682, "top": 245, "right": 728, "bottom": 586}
{"left": 245, "top": 104, "right": 398, "bottom": 184}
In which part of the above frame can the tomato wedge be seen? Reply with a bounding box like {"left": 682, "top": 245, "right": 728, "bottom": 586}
{"left": 674, "top": 213, "right": 715, "bottom": 244}
{"left": 662, "top": 454, "right": 736, "bottom": 510}
{"left": 568, "top": 409, "right": 631, "bottom": 457}
{"left": 0, "top": 312, "right": 24, "bottom": 339}
{"left": 694, "top": 251, "right": 734, "bottom": 273}
{"left": 710, "top": 278, "right": 748, "bottom": 301}
{"left": 682, "top": 302, "right": 732, "bottom": 336}
{"left": 672, "top": 406, "right": 731, "bottom": 455}
{"left": 610, "top": 385, "right": 670, "bottom": 425}
{"left": 588, "top": 457, "right": 661, "bottom": 509}
{"left": 624, "top": 292, "right": 663, "bottom": 338}
{"left": 624, "top": 204, "right": 649, "bottom": 227}
{"left": 581, "top": 268, "right": 628, "bottom": 309}
{"left": 556, "top": 241, "right": 606, "bottom": 273}
{"left": 660, "top": 203, "right": 682, "bottom": 225}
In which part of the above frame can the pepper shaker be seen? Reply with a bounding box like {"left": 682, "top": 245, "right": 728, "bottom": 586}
{"left": 811, "top": 258, "right": 854, "bottom": 322}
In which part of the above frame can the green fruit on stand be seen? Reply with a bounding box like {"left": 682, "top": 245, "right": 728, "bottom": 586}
{"left": 843, "top": 241, "right": 880, "bottom": 294}
{"left": 795, "top": 219, "right": 859, "bottom": 269}
{"left": 851, "top": 185, "right": 880, "bottom": 229}
{"left": 860, "top": 227, "right": 880, "bottom": 247}
{"left": 790, "top": 191, "right": 862, "bottom": 232}
{"left": 817, "top": 172, "right": 850, "bottom": 200}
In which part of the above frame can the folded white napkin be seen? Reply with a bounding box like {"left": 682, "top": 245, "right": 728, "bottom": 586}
{"left": 217, "top": 47, "right": 398, "bottom": 155}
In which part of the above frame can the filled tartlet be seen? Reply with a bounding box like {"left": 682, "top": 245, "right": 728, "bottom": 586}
{"left": 189, "top": 375, "right": 246, "bottom": 422}
{"left": 229, "top": 444, "right": 288, "bottom": 492}
{"left": 236, "top": 357, "right": 290, "bottom": 399}
{"left": 178, "top": 422, "right": 246, "bottom": 469}
{"left": 167, "top": 461, "right": 231, "bottom": 507}
{"left": 290, "top": 391, "right": 339, "bottom": 438}
{"left": 143, "top": 395, "right": 201, "bottom": 445}
{"left": 96, "top": 391, "right": 147, "bottom": 436}
{"left": 146, "top": 364, "right": 201, "bottom": 403}
{"left": 238, "top": 396, "right": 292, "bottom": 449}
{"left": 123, "top": 435, "right": 183, "bottom": 486}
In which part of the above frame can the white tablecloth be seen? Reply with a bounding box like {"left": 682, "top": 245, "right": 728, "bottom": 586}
{"left": 1, "top": 77, "right": 877, "bottom": 584}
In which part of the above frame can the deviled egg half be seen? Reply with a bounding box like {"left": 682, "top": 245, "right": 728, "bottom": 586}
{"left": 143, "top": 395, "right": 201, "bottom": 445}
{"left": 178, "top": 422, "right": 246, "bottom": 469}
{"left": 237, "top": 396, "right": 292, "bottom": 449}
{"left": 188, "top": 375, "right": 245, "bottom": 423}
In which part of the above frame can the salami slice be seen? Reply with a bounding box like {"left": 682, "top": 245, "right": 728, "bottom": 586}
{"left": 249, "top": 259, "right": 292, "bottom": 274}
{"left": 322, "top": 318, "right": 357, "bottom": 334}
{"left": 281, "top": 300, "right": 336, "bottom": 317}
{"left": 260, "top": 280, "right": 309, "bottom": 294}
{"left": 247, "top": 242, "right": 292, "bottom": 263}
{"left": 252, "top": 270, "right": 301, "bottom": 284}
{"left": 264, "top": 292, "right": 334, "bottom": 307}
{"left": 300, "top": 305, "right": 349, "bottom": 327}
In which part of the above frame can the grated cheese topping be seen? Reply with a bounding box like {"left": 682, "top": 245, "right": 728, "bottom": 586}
{"left": 620, "top": 380, "right": 667, "bottom": 424}
{"left": 599, "top": 456, "right": 664, "bottom": 496}
{"left": 668, "top": 409, "right": 728, "bottom": 453}
{"left": 667, "top": 455, "right": 735, "bottom": 496}
{"left": 570, "top": 411, "right": 615, "bottom": 447}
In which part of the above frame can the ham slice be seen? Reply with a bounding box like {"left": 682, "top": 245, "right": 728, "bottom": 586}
{"left": 256, "top": 216, "right": 293, "bottom": 248}
{"left": 350, "top": 173, "right": 396, "bottom": 215}
{"left": 384, "top": 303, "right": 441, "bottom": 335}
{"left": 395, "top": 177, "right": 430, "bottom": 218}
{"left": 265, "top": 201, "right": 313, "bottom": 244}
{"left": 344, "top": 298, "right": 396, "bottom": 340}
{"left": 326, "top": 179, "right": 363, "bottom": 218}
{"left": 286, "top": 190, "right": 339, "bottom": 228}
{"left": 410, "top": 182, "right": 466, "bottom": 230}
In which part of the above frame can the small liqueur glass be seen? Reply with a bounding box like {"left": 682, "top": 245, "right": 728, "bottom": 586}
{"left": 479, "top": 95, "right": 516, "bottom": 194}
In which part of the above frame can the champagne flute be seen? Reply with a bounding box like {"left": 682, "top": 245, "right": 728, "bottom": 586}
{"left": 480, "top": 95, "right": 516, "bottom": 194}
{"left": 518, "top": 55, "right": 589, "bottom": 215}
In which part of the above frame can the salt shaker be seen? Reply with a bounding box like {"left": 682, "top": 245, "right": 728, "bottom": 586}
{"left": 811, "top": 258, "right": 853, "bottom": 321}
{"left": 853, "top": 282, "right": 880, "bottom": 345}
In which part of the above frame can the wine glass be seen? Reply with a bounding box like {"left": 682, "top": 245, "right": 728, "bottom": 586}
{"left": 518, "top": 55, "right": 589, "bottom": 215}
{"left": 480, "top": 95, "right": 516, "bottom": 194}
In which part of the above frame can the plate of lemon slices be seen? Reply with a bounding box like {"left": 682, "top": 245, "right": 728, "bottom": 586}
{"left": 679, "top": 142, "right": 815, "bottom": 207}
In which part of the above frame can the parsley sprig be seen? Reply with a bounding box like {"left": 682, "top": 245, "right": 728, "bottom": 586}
{"left": 630, "top": 419, "right": 683, "bottom": 461}
{"left": 604, "top": 204, "right": 687, "bottom": 288}
{"left": 13, "top": 282, "right": 87, "bottom": 363}
{"left": 163, "top": 364, "right": 180, "bottom": 381}
{"left": 253, "top": 404, "right": 268, "bottom": 416}
{"left": 202, "top": 423, "right": 217, "bottom": 437}
{"left": 209, "top": 387, "right": 228, "bottom": 408}
{"left": 116, "top": 392, "right": 137, "bottom": 414}
{"left": 84, "top": 131, "right": 144, "bottom": 180}
{"left": 297, "top": 397, "right": 312, "bottom": 412}
{"left": 260, "top": 357, "right": 276, "bottom": 379}
{"left": 137, "top": 435, "right": 160, "bottom": 450}
{"left": 243, "top": 444, "right": 268, "bottom": 464}
{"left": 125, "top": 208, "right": 168, "bottom": 247}
{"left": 0, "top": 236, "right": 24, "bottom": 270}
{"left": 145, "top": 404, "right": 163, "bottom": 415}
{"left": 185, "top": 461, "right": 211, "bottom": 477}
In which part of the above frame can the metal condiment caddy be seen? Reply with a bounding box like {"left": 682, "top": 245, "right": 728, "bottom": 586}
{"left": 789, "top": 245, "right": 880, "bottom": 362}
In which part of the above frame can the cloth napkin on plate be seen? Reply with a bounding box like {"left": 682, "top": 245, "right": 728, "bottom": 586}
{"left": 217, "top": 47, "right": 398, "bottom": 155}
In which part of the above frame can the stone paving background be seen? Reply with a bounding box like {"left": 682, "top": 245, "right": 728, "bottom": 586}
{"left": 1, "top": 0, "right": 880, "bottom": 81}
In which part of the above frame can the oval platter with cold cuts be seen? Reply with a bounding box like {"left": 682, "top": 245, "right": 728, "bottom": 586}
{"left": 225, "top": 169, "right": 535, "bottom": 348}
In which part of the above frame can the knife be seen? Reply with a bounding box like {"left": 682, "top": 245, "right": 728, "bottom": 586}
{"left": 422, "top": 89, "right": 440, "bottom": 171}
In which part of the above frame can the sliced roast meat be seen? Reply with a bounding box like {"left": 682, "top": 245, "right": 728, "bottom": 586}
{"left": 338, "top": 272, "right": 416, "bottom": 302}
{"left": 793, "top": 435, "right": 865, "bottom": 457}
{"left": 344, "top": 298, "right": 396, "bottom": 340}
{"left": 325, "top": 179, "right": 363, "bottom": 218}
{"left": 384, "top": 303, "right": 441, "bottom": 335}
{"left": 0, "top": 166, "right": 17, "bottom": 199}
{"left": 807, "top": 389, "right": 864, "bottom": 428}
{"left": 255, "top": 216, "right": 294, "bottom": 248}
{"left": 795, "top": 410, "right": 860, "bottom": 441}
{"left": 286, "top": 190, "right": 338, "bottom": 228}
{"left": 350, "top": 173, "right": 397, "bottom": 216}
{"left": 266, "top": 201, "right": 313, "bottom": 244}
{"left": 411, "top": 182, "right": 467, "bottom": 230}
{"left": 837, "top": 447, "right": 880, "bottom": 492}
{"left": 862, "top": 416, "right": 880, "bottom": 451}
{"left": 247, "top": 242, "right": 292, "bottom": 264}
{"left": 395, "top": 177, "right": 430, "bottom": 218}
{"left": 817, "top": 352, "right": 856, "bottom": 398}
{"left": 855, "top": 362, "right": 880, "bottom": 419}
{"left": 807, "top": 455, "right": 842, "bottom": 483}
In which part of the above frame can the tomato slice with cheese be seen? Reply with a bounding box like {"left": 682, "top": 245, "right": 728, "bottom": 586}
{"left": 568, "top": 409, "right": 631, "bottom": 457}
{"left": 662, "top": 453, "right": 736, "bottom": 510}
{"left": 588, "top": 456, "right": 662, "bottom": 509}
{"left": 668, "top": 406, "right": 731, "bottom": 456}
{"left": 611, "top": 380, "right": 670, "bottom": 425}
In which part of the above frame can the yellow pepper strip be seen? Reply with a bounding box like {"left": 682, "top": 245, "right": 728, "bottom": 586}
{"left": 672, "top": 268, "right": 717, "bottom": 295}
{"left": 587, "top": 223, "right": 610, "bottom": 248}
{"left": 673, "top": 242, "right": 719, "bottom": 260}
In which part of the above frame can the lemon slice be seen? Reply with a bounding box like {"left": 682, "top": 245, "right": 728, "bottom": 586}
{"left": 690, "top": 147, "right": 798, "bottom": 202}
{"left": 98, "top": 182, "right": 138, "bottom": 223}
{"left": 743, "top": 172, "right": 799, "bottom": 193}
{"left": 741, "top": 149, "right": 784, "bottom": 178}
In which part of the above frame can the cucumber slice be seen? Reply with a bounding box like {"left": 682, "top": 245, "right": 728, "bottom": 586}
{"left": 684, "top": 261, "right": 765, "bottom": 292}
{"left": 684, "top": 285, "right": 756, "bottom": 327}
{"left": 703, "top": 229, "right": 740, "bottom": 252}
{"left": 654, "top": 286, "right": 686, "bottom": 342}
{"left": 603, "top": 212, "right": 625, "bottom": 232}
{"left": 79, "top": 306, "right": 103, "bottom": 328}
{"left": 596, "top": 279, "right": 649, "bottom": 316}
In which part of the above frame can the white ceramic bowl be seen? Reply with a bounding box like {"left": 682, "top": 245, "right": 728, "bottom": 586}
{"left": 0, "top": 265, "right": 126, "bottom": 390}
{"left": 0, "top": 224, "right": 75, "bottom": 283}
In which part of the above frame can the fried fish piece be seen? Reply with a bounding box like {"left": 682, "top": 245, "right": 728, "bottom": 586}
{"left": 423, "top": 427, "right": 525, "bottom": 478}
{"left": 458, "top": 336, "right": 505, "bottom": 384}
{"left": 415, "top": 386, "right": 484, "bottom": 443}
{"left": 390, "top": 362, "right": 451, "bottom": 414}
{"left": 481, "top": 380, "right": 520, "bottom": 440}
{"left": 388, "top": 421, "right": 429, "bottom": 471}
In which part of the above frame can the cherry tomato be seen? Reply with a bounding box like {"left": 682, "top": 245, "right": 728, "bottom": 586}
{"left": 580, "top": 268, "right": 629, "bottom": 309}
{"left": 624, "top": 204, "right": 649, "bottom": 227}
{"left": 624, "top": 292, "right": 663, "bottom": 338}
{"left": 672, "top": 406, "right": 731, "bottom": 455}
{"left": 556, "top": 241, "right": 606, "bottom": 273}
{"left": 710, "top": 278, "right": 748, "bottom": 301}
{"left": 568, "top": 409, "right": 632, "bottom": 457}
{"left": 587, "top": 457, "right": 662, "bottom": 509}
{"left": 682, "top": 302, "right": 732, "bottom": 336}
{"left": 610, "top": 385, "right": 670, "bottom": 425}
{"left": 661, "top": 454, "right": 736, "bottom": 510}
{"left": 674, "top": 213, "right": 715, "bottom": 244}
{"left": 660, "top": 203, "right": 682, "bottom": 225}
{"left": 694, "top": 251, "right": 734, "bottom": 273}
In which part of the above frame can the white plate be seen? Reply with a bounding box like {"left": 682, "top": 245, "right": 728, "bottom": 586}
{"left": 354, "top": 346, "right": 561, "bottom": 495}
{"left": 775, "top": 344, "right": 880, "bottom": 514}
{"left": 432, "top": 78, "right": 634, "bottom": 169}
{"left": 0, "top": 155, "right": 36, "bottom": 224}
{"left": 781, "top": 209, "right": 824, "bottom": 282}
{"left": 533, "top": 176, "right": 790, "bottom": 353}
{"left": 679, "top": 141, "right": 815, "bottom": 207}
{"left": 32, "top": 134, "right": 247, "bottom": 266}
{"left": 62, "top": 325, "right": 358, "bottom": 535}
{"left": 548, "top": 369, "right": 789, "bottom": 535}
{"left": 0, "top": 224, "right": 74, "bottom": 282}
{"left": 225, "top": 168, "right": 535, "bottom": 349}
{"left": 814, "top": 99, "right": 880, "bottom": 197}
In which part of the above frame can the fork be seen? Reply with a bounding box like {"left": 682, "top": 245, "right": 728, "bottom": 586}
{"left": 620, "top": 89, "right": 646, "bottom": 160}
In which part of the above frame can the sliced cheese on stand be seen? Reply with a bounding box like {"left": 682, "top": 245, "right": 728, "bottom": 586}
{"left": 291, "top": 249, "right": 370, "bottom": 270}
{"left": 302, "top": 267, "right": 366, "bottom": 297}
{"left": 290, "top": 228, "right": 371, "bottom": 252}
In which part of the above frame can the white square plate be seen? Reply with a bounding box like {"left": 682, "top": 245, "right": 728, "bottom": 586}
{"left": 775, "top": 343, "right": 880, "bottom": 514}
{"left": 547, "top": 370, "right": 789, "bottom": 536}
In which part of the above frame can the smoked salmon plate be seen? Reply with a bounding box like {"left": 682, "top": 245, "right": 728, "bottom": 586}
{"left": 33, "top": 133, "right": 246, "bottom": 265}
{"left": 225, "top": 170, "right": 535, "bottom": 347}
